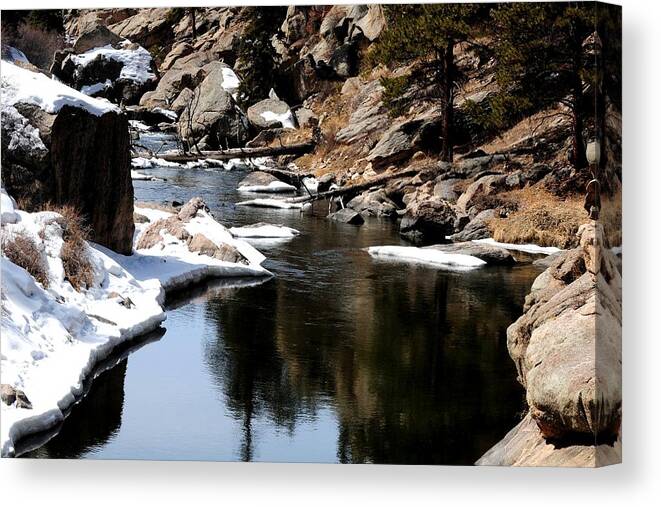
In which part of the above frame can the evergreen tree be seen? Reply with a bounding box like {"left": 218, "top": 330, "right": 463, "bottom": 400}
{"left": 235, "top": 7, "right": 287, "bottom": 109}
{"left": 486, "top": 2, "right": 601, "bottom": 169}
{"left": 370, "top": 4, "right": 489, "bottom": 162}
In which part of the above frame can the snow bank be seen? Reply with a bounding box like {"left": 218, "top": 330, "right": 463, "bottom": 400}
{"left": 472, "top": 238, "right": 563, "bottom": 256}
{"left": 236, "top": 198, "right": 307, "bottom": 210}
{"left": 131, "top": 170, "right": 165, "bottom": 181}
{"left": 80, "top": 79, "right": 112, "bottom": 96}
{"left": 1, "top": 193, "right": 272, "bottom": 456}
{"left": 131, "top": 156, "right": 182, "bottom": 168}
{"left": 125, "top": 205, "right": 271, "bottom": 293}
{"left": 1, "top": 203, "right": 165, "bottom": 457}
{"left": 260, "top": 110, "right": 296, "bottom": 129}
{"left": 4, "top": 46, "right": 29, "bottom": 64}
{"left": 367, "top": 245, "right": 487, "bottom": 269}
{"left": 238, "top": 180, "right": 297, "bottom": 193}
{"left": 1, "top": 61, "right": 118, "bottom": 116}
{"left": 230, "top": 224, "right": 300, "bottom": 238}
{"left": 69, "top": 40, "right": 155, "bottom": 85}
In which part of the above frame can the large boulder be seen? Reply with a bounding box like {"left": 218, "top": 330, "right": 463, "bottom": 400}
{"left": 328, "top": 208, "right": 365, "bottom": 225}
{"left": 2, "top": 102, "right": 134, "bottom": 254}
{"left": 448, "top": 209, "right": 496, "bottom": 242}
{"left": 72, "top": 24, "right": 122, "bottom": 54}
{"left": 52, "top": 40, "right": 158, "bottom": 106}
{"left": 247, "top": 98, "right": 296, "bottom": 130}
{"left": 346, "top": 188, "right": 399, "bottom": 219}
{"left": 399, "top": 199, "right": 457, "bottom": 244}
{"left": 335, "top": 80, "right": 388, "bottom": 145}
{"left": 456, "top": 174, "right": 507, "bottom": 213}
{"left": 507, "top": 222, "right": 621, "bottom": 441}
{"left": 178, "top": 64, "right": 249, "bottom": 150}
{"left": 367, "top": 117, "right": 442, "bottom": 170}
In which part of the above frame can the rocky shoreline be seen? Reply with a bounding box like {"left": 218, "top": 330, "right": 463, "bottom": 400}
{"left": 477, "top": 221, "right": 622, "bottom": 466}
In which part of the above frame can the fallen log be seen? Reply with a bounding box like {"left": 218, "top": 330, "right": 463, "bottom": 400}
{"left": 284, "top": 167, "right": 424, "bottom": 204}
{"left": 155, "top": 140, "right": 316, "bottom": 163}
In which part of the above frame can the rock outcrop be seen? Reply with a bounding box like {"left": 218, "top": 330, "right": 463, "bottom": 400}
{"left": 2, "top": 102, "right": 134, "bottom": 254}
{"left": 478, "top": 221, "right": 622, "bottom": 466}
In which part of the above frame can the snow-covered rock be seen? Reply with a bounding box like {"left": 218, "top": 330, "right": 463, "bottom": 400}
{"left": 367, "top": 245, "right": 487, "bottom": 269}
{"left": 52, "top": 39, "right": 157, "bottom": 105}
{"left": 1, "top": 60, "right": 118, "bottom": 117}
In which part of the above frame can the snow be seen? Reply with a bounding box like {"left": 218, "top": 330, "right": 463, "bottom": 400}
{"left": 131, "top": 170, "right": 164, "bottom": 181}
{"left": 153, "top": 107, "right": 178, "bottom": 121}
{"left": 1, "top": 187, "right": 19, "bottom": 224}
{"left": 260, "top": 109, "right": 296, "bottom": 129}
{"left": 301, "top": 177, "right": 319, "bottom": 194}
{"left": 131, "top": 156, "right": 182, "bottom": 168}
{"left": 80, "top": 79, "right": 112, "bottom": 96}
{"left": 129, "top": 119, "right": 151, "bottom": 131}
{"left": 1, "top": 61, "right": 118, "bottom": 116}
{"left": 5, "top": 46, "right": 29, "bottom": 64}
{"left": 1, "top": 194, "right": 272, "bottom": 456}
{"left": 221, "top": 67, "right": 240, "bottom": 98}
{"left": 69, "top": 40, "right": 156, "bottom": 85}
{"left": 236, "top": 198, "right": 307, "bottom": 210}
{"left": 230, "top": 224, "right": 300, "bottom": 238}
{"left": 472, "top": 238, "right": 563, "bottom": 255}
{"left": 238, "top": 180, "right": 297, "bottom": 193}
{"left": 1, "top": 205, "right": 165, "bottom": 457}
{"left": 367, "top": 245, "right": 487, "bottom": 269}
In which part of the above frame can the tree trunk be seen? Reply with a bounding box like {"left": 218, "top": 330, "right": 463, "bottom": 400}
{"left": 440, "top": 41, "right": 455, "bottom": 163}
{"left": 571, "top": 92, "right": 588, "bottom": 170}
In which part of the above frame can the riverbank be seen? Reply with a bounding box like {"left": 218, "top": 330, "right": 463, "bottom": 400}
{"left": 477, "top": 221, "right": 622, "bottom": 467}
{"left": 0, "top": 192, "right": 271, "bottom": 457}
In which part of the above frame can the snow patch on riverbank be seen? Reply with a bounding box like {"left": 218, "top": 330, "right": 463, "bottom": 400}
{"left": 1, "top": 193, "right": 272, "bottom": 456}
{"left": 367, "top": 245, "right": 487, "bottom": 269}
{"left": 1, "top": 201, "right": 165, "bottom": 457}
{"left": 472, "top": 238, "right": 563, "bottom": 255}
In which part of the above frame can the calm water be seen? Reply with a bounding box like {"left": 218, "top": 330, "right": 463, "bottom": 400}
{"left": 23, "top": 147, "right": 540, "bottom": 463}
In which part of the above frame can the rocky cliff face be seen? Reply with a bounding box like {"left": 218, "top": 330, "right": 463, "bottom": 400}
{"left": 477, "top": 221, "right": 622, "bottom": 466}
{"left": 1, "top": 95, "right": 134, "bottom": 254}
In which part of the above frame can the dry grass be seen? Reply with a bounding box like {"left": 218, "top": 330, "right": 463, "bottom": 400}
{"left": 2, "top": 233, "right": 50, "bottom": 288}
{"left": 600, "top": 189, "right": 622, "bottom": 247}
{"left": 10, "top": 23, "right": 65, "bottom": 70}
{"left": 488, "top": 187, "right": 585, "bottom": 249}
{"left": 41, "top": 204, "right": 95, "bottom": 291}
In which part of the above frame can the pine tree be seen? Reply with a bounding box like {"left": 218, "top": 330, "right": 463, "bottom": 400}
{"left": 370, "top": 4, "right": 489, "bottom": 162}
{"left": 235, "top": 7, "right": 287, "bottom": 109}
{"left": 486, "top": 2, "right": 601, "bottom": 169}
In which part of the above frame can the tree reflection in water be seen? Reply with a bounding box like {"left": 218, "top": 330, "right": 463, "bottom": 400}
{"left": 202, "top": 249, "right": 535, "bottom": 464}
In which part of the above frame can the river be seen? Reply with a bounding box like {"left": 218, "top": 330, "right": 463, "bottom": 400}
{"left": 23, "top": 151, "right": 541, "bottom": 464}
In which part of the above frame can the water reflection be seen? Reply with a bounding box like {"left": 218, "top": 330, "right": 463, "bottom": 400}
{"left": 21, "top": 162, "right": 540, "bottom": 463}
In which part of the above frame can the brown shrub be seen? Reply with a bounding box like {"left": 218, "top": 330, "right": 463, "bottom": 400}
{"left": 10, "top": 22, "right": 65, "bottom": 70}
{"left": 2, "top": 233, "right": 50, "bottom": 288}
{"left": 42, "top": 204, "right": 95, "bottom": 291}
{"left": 488, "top": 187, "right": 585, "bottom": 249}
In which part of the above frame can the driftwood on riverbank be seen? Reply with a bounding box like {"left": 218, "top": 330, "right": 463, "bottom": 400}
{"left": 285, "top": 167, "right": 423, "bottom": 204}
{"left": 155, "top": 140, "right": 316, "bottom": 163}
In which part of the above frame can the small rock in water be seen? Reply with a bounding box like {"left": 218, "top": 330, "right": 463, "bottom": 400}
{"left": 328, "top": 208, "right": 365, "bottom": 225}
